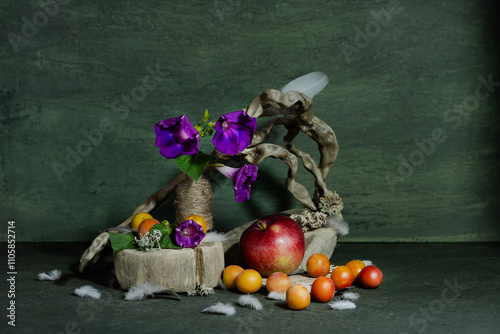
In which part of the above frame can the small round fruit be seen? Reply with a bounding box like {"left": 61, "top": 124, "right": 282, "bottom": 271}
{"left": 137, "top": 218, "right": 161, "bottom": 237}
{"left": 286, "top": 284, "right": 311, "bottom": 310}
{"left": 236, "top": 269, "right": 262, "bottom": 294}
{"left": 346, "top": 259, "right": 366, "bottom": 281}
{"left": 266, "top": 272, "right": 292, "bottom": 293}
{"left": 184, "top": 214, "right": 207, "bottom": 233}
{"left": 311, "top": 276, "right": 335, "bottom": 303}
{"left": 222, "top": 265, "right": 244, "bottom": 290}
{"left": 358, "top": 265, "right": 383, "bottom": 289}
{"left": 306, "top": 253, "right": 331, "bottom": 278}
{"left": 330, "top": 265, "right": 354, "bottom": 291}
{"left": 131, "top": 212, "right": 153, "bottom": 229}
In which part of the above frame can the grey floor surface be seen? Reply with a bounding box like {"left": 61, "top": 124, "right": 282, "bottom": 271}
{"left": 1, "top": 242, "right": 499, "bottom": 333}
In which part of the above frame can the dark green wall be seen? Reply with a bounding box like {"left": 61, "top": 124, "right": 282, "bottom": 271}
{"left": 1, "top": 0, "right": 499, "bottom": 242}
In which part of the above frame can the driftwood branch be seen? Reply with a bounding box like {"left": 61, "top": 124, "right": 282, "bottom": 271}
{"left": 245, "top": 89, "right": 313, "bottom": 119}
{"left": 244, "top": 89, "right": 339, "bottom": 208}
{"left": 241, "top": 143, "right": 317, "bottom": 211}
{"left": 78, "top": 172, "right": 188, "bottom": 273}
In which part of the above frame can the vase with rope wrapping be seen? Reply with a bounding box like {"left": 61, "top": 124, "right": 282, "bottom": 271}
{"left": 174, "top": 175, "right": 214, "bottom": 231}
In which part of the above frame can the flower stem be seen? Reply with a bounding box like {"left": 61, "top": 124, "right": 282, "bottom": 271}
{"left": 207, "top": 161, "right": 225, "bottom": 168}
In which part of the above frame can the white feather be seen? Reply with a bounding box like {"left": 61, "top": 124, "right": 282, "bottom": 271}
{"left": 201, "top": 302, "right": 236, "bottom": 315}
{"left": 38, "top": 269, "right": 62, "bottom": 281}
{"left": 362, "top": 260, "right": 373, "bottom": 266}
{"left": 124, "top": 282, "right": 180, "bottom": 301}
{"left": 267, "top": 291, "right": 286, "bottom": 301}
{"left": 238, "top": 294, "right": 263, "bottom": 310}
{"left": 280, "top": 71, "right": 329, "bottom": 99}
{"left": 218, "top": 278, "right": 228, "bottom": 290}
{"left": 326, "top": 216, "right": 350, "bottom": 236}
{"left": 74, "top": 285, "right": 101, "bottom": 299}
{"left": 202, "top": 231, "right": 227, "bottom": 243}
{"left": 329, "top": 299, "right": 356, "bottom": 310}
{"left": 342, "top": 292, "right": 360, "bottom": 301}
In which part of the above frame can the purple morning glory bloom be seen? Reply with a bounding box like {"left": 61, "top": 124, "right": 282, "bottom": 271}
{"left": 155, "top": 115, "right": 200, "bottom": 159}
{"left": 174, "top": 220, "right": 205, "bottom": 248}
{"left": 212, "top": 110, "right": 257, "bottom": 155}
{"left": 216, "top": 164, "right": 258, "bottom": 202}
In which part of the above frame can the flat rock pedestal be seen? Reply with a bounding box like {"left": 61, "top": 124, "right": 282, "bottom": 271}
{"left": 113, "top": 241, "right": 224, "bottom": 292}
{"left": 223, "top": 209, "right": 339, "bottom": 275}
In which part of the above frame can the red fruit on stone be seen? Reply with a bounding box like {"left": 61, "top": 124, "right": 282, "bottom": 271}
{"left": 358, "top": 265, "right": 383, "bottom": 289}
{"left": 239, "top": 214, "right": 305, "bottom": 276}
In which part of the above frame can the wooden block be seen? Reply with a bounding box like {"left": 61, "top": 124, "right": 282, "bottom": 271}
{"left": 113, "top": 241, "right": 224, "bottom": 292}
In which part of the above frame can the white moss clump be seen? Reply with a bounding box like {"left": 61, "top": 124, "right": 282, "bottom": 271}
{"left": 134, "top": 229, "right": 162, "bottom": 252}
{"left": 187, "top": 285, "right": 215, "bottom": 297}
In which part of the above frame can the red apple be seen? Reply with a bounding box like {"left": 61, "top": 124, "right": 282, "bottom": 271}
{"left": 239, "top": 214, "right": 305, "bottom": 276}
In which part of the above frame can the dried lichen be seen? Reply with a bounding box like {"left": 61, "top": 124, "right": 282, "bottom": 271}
{"left": 187, "top": 284, "right": 215, "bottom": 297}
{"left": 318, "top": 191, "right": 343, "bottom": 217}
{"left": 291, "top": 191, "right": 344, "bottom": 232}
{"left": 291, "top": 210, "right": 328, "bottom": 232}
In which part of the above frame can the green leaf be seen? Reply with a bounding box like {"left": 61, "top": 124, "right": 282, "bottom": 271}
{"left": 150, "top": 223, "right": 181, "bottom": 249}
{"left": 174, "top": 153, "right": 211, "bottom": 182}
{"left": 201, "top": 109, "right": 210, "bottom": 124}
{"left": 108, "top": 232, "right": 136, "bottom": 252}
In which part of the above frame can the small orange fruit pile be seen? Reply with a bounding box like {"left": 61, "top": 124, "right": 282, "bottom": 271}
{"left": 131, "top": 212, "right": 209, "bottom": 238}
{"left": 131, "top": 212, "right": 161, "bottom": 237}
{"left": 282, "top": 253, "right": 383, "bottom": 310}
{"left": 222, "top": 265, "right": 262, "bottom": 294}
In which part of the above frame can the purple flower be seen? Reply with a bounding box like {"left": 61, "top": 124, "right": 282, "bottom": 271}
{"left": 174, "top": 220, "right": 205, "bottom": 248}
{"left": 216, "top": 164, "right": 258, "bottom": 202}
{"left": 212, "top": 110, "right": 257, "bottom": 155}
{"left": 155, "top": 115, "right": 200, "bottom": 159}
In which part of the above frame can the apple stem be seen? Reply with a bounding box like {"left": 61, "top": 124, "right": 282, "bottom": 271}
{"left": 258, "top": 221, "right": 266, "bottom": 230}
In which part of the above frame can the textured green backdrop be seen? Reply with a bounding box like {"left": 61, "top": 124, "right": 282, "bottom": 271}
{"left": 1, "top": 0, "right": 499, "bottom": 242}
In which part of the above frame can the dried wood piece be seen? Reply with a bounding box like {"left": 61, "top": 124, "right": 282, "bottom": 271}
{"left": 242, "top": 89, "right": 339, "bottom": 208}
{"left": 245, "top": 89, "right": 313, "bottom": 119}
{"left": 78, "top": 172, "right": 188, "bottom": 273}
{"left": 241, "top": 143, "right": 317, "bottom": 211}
